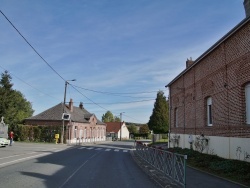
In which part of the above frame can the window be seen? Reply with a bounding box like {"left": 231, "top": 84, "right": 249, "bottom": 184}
{"left": 207, "top": 97, "right": 213, "bottom": 126}
{"left": 245, "top": 83, "right": 250, "bottom": 124}
{"left": 84, "top": 128, "right": 86, "bottom": 139}
{"left": 174, "top": 108, "right": 178, "bottom": 127}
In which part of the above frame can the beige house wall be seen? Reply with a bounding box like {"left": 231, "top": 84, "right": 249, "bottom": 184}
{"left": 170, "top": 133, "right": 250, "bottom": 162}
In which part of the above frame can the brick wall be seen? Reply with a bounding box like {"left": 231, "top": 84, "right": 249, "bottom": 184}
{"left": 25, "top": 119, "right": 106, "bottom": 140}
{"left": 169, "top": 20, "right": 250, "bottom": 138}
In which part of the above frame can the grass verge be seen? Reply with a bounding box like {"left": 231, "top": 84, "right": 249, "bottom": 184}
{"left": 168, "top": 147, "right": 250, "bottom": 187}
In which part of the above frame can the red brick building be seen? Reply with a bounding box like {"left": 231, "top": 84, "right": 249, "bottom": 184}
{"left": 25, "top": 99, "right": 106, "bottom": 144}
{"left": 166, "top": 1, "right": 250, "bottom": 161}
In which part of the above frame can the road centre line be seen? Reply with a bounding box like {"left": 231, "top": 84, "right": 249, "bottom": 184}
{"left": 59, "top": 151, "right": 101, "bottom": 188}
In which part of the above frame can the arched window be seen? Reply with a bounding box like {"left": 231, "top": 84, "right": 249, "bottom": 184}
{"left": 245, "top": 83, "right": 250, "bottom": 124}
{"left": 207, "top": 97, "right": 213, "bottom": 126}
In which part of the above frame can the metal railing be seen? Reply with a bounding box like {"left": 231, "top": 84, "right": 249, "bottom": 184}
{"left": 135, "top": 142, "right": 187, "bottom": 187}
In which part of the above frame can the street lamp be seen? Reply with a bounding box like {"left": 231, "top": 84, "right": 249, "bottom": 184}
{"left": 61, "top": 79, "right": 76, "bottom": 144}
{"left": 120, "top": 112, "right": 125, "bottom": 141}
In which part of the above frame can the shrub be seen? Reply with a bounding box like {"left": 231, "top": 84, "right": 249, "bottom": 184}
{"left": 164, "top": 147, "right": 250, "bottom": 186}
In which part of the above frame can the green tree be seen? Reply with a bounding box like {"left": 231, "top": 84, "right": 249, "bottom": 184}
{"left": 139, "top": 124, "right": 150, "bottom": 134}
{"left": 114, "top": 116, "right": 121, "bottom": 122}
{"left": 102, "top": 111, "right": 114, "bottom": 122}
{"left": 127, "top": 124, "right": 138, "bottom": 134}
{"left": 0, "top": 71, "right": 34, "bottom": 132}
{"left": 148, "top": 90, "right": 169, "bottom": 134}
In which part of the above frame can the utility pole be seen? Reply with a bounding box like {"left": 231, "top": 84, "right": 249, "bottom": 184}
{"left": 61, "top": 79, "right": 76, "bottom": 144}
{"left": 120, "top": 112, "right": 124, "bottom": 141}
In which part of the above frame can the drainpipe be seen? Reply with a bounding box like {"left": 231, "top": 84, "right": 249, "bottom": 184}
{"left": 168, "top": 86, "right": 171, "bottom": 149}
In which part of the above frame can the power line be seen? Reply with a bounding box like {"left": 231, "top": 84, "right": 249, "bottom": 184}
{"left": 122, "top": 114, "right": 146, "bottom": 124}
{"left": 72, "top": 84, "right": 155, "bottom": 98}
{"left": 69, "top": 84, "right": 149, "bottom": 123}
{"left": 69, "top": 84, "right": 110, "bottom": 112}
{"left": 78, "top": 99, "right": 155, "bottom": 105}
{"left": 72, "top": 84, "right": 158, "bottom": 95}
{"left": 0, "top": 10, "right": 65, "bottom": 82}
{"left": 0, "top": 10, "right": 148, "bottom": 123}
{"left": 0, "top": 65, "right": 59, "bottom": 100}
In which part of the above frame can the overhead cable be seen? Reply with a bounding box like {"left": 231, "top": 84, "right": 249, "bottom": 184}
{"left": 0, "top": 10, "right": 148, "bottom": 123}
{"left": 78, "top": 99, "right": 155, "bottom": 104}
{"left": 72, "top": 84, "right": 158, "bottom": 95}
{"left": 0, "top": 10, "right": 65, "bottom": 82}
{"left": 0, "top": 65, "right": 59, "bottom": 100}
{"left": 69, "top": 83, "right": 110, "bottom": 112}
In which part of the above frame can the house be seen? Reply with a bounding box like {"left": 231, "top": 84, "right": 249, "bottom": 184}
{"left": 165, "top": 0, "right": 250, "bottom": 161}
{"left": 106, "top": 122, "right": 130, "bottom": 140}
{"left": 25, "top": 99, "right": 106, "bottom": 144}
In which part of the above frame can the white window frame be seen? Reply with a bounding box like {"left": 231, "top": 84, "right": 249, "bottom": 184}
{"left": 245, "top": 83, "right": 250, "bottom": 124}
{"left": 207, "top": 97, "right": 213, "bottom": 126}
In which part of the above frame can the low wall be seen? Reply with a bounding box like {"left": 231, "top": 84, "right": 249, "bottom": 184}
{"left": 169, "top": 133, "right": 250, "bottom": 162}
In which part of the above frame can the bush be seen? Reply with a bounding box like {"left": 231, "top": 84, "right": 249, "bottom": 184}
{"left": 15, "top": 124, "right": 61, "bottom": 143}
{"left": 165, "top": 147, "right": 250, "bottom": 186}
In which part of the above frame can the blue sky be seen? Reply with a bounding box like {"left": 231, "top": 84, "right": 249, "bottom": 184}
{"left": 0, "top": 0, "right": 246, "bottom": 123}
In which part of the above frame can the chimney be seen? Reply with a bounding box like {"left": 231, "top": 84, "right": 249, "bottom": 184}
{"left": 69, "top": 98, "right": 73, "bottom": 112}
{"left": 186, "top": 57, "right": 194, "bottom": 68}
{"left": 79, "top": 102, "right": 84, "bottom": 109}
{"left": 244, "top": 0, "right": 250, "bottom": 17}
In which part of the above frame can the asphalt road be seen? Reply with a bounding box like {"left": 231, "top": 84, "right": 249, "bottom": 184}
{"left": 0, "top": 141, "right": 160, "bottom": 188}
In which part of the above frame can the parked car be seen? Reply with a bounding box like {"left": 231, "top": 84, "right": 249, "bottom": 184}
{"left": 0, "top": 137, "right": 9, "bottom": 147}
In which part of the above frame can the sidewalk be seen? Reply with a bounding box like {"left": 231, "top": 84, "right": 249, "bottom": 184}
{"left": 131, "top": 150, "right": 247, "bottom": 188}
{"left": 185, "top": 166, "right": 245, "bottom": 188}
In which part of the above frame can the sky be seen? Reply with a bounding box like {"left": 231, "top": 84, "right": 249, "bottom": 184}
{"left": 0, "top": 0, "right": 246, "bottom": 124}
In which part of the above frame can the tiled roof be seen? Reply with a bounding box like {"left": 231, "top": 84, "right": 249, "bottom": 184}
{"left": 106, "top": 122, "right": 123, "bottom": 133}
{"left": 25, "top": 103, "right": 105, "bottom": 125}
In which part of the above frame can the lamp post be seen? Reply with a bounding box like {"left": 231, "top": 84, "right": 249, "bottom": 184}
{"left": 120, "top": 112, "right": 125, "bottom": 141}
{"left": 61, "top": 79, "right": 76, "bottom": 144}
{"left": 74, "top": 126, "right": 77, "bottom": 146}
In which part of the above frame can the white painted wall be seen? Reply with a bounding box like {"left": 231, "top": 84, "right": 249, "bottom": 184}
{"left": 117, "top": 123, "right": 130, "bottom": 139}
{"left": 169, "top": 133, "right": 250, "bottom": 162}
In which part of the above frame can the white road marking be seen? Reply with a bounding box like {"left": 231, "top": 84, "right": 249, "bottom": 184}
{"left": 0, "top": 152, "right": 51, "bottom": 167}
{"left": 0, "top": 152, "right": 37, "bottom": 160}
{"left": 78, "top": 147, "right": 86, "bottom": 149}
{"left": 78, "top": 147, "right": 131, "bottom": 152}
{"left": 59, "top": 152, "right": 100, "bottom": 188}
{"left": 95, "top": 148, "right": 102, "bottom": 150}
